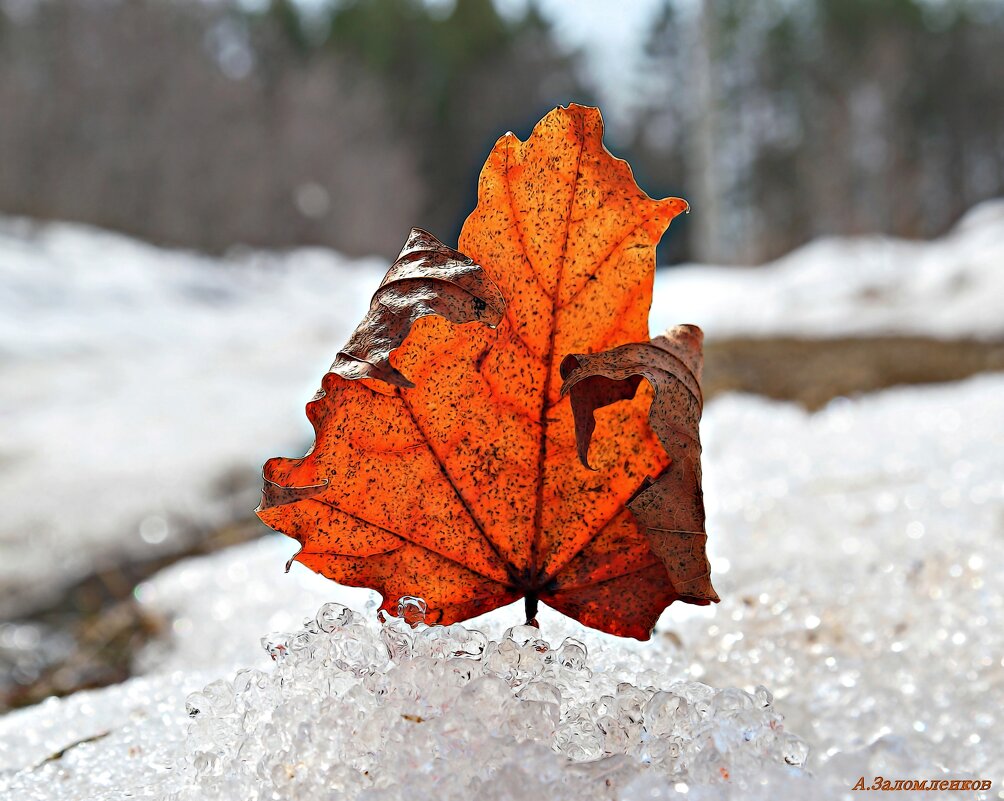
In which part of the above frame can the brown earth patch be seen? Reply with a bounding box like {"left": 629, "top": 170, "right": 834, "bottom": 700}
{"left": 702, "top": 336, "right": 1004, "bottom": 410}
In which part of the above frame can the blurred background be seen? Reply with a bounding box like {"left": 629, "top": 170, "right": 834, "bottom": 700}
{"left": 1, "top": 0, "right": 1003, "bottom": 712}
{"left": 5, "top": 0, "right": 1004, "bottom": 263}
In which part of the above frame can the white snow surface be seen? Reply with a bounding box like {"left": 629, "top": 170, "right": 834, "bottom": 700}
{"left": 0, "top": 217, "right": 384, "bottom": 615}
{"left": 0, "top": 375, "right": 1000, "bottom": 800}
{"left": 2, "top": 202, "right": 1003, "bottom": 615}
{"left": 651, "top": 200, "right": 1004, "bottom": 341}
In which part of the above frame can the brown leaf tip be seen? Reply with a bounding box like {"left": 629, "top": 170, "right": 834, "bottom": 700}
{"left": 655, "top": 324, "right": 704, "bottom": 385}
{"left": 330, "top": 228, "right": 506, "bottom": 388}
{"left": 558, "top": 331, "right": 718, "bottom": 607}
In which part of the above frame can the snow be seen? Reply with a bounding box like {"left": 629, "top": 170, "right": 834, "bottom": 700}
{"left": 1, "top": 374, "right": 1001, "bottom": 800}
{"left": 2, "top": 200, "right": 1002, "bottom": 616}
{"left": 651, "top": 199, "right": 1004, "bottom": 341}
{"left": 0, "top": 217, "right": 383, "bottom": 616}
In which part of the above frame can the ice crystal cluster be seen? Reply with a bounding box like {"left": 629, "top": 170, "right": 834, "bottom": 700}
{"left": 173, "top": 597, "right": 809, "bottom": 801}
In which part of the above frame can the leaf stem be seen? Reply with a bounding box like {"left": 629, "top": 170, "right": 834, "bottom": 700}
{"left": 524, "top": 592, "right": 539, "bottom": 626}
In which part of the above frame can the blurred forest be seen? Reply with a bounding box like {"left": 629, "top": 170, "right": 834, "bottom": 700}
{"left": 633, "top": 0, "right": 1004, "bottom": 262}
{"left": 1, "top": 0, "right": 1003, "bottom": 262}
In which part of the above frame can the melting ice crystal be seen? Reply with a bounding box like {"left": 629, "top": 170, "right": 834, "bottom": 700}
{"left": 174, "top": 599, "right": 810, "bottom": 800}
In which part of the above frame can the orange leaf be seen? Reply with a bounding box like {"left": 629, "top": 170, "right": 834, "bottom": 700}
{"left": 257, "top": 105, "right": 718, "bottom": 639}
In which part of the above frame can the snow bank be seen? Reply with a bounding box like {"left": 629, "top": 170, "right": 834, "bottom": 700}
{"left": 0, "top": 218, "right": 383, "bottom": 615}
{"left": 1, "top": 374, "right": 999, "bottom": 799}
{"left": 651, "top": 199, "right": 1004, "bottom": 341}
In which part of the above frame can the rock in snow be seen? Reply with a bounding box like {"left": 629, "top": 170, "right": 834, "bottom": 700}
{"left": 1, "top": 375, "right": 1000, "bottom": 800}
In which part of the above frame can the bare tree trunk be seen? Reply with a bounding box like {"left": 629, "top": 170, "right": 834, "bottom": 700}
{"left": 688, "top": 0, "right": 724, "bottom": 263}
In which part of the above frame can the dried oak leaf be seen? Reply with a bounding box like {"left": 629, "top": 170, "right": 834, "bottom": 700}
{"left": 257, "top": 104, "right": 718, "bottom": 639}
